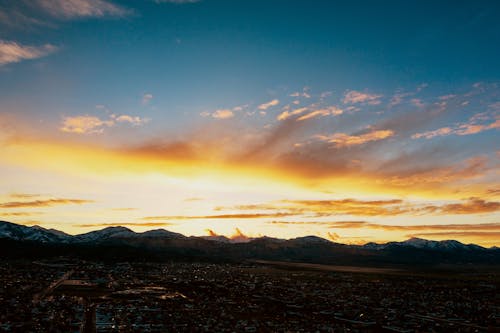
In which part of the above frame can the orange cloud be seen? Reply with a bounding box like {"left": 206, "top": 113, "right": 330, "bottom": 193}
{"left": 258, "top": 99, "right": 279, "bottom": 110}
{"left": 314, "top": 129, "right": 394, "bottom": 147}
{"left": 277, "top": 106, "right": 343, "bottom": 121}
{"left": 377, "top": 156, "right": 489, "bottom": 187}
{"left": 277, "top": 107, "right": 308, "bottom": 121}
{"left": 343, "top": 90, "right": 382, "bottom": 104}
{"left": 220, "top": 199, "right": 409, "bottom": 217}
{"left": 297, "top": 106, "right": 343, "bottom": 121}
{"left": 224, "top": 197, "right": 500, "bottom": 217}
{"left": 124, "top": 141, "right": 199, "bottom": 161}
{"left": 413, "top": 115, "right": 499, "bottom": 139}
{"left": 280, "top": 198, "right": 410, "bottom": 216}
{"left": 0, "top": 198, "right": 93, "bottom": 208}
{"left": 7, "top": 193, "right": 42, "bottom": 199}
{"left": 2, "top": 110, "right": 496, "bottom": 201}
{"left": 184, "top": 197, "right": 203, "bottom": 202}
{"left": 211, "top": 109, "right": 234, "bottom": 119}
{"left": 74, "top": 222, "right": 174, "bottom": 228}
{"left": 406, "top": 231, "right": 500, "bottom": 242}
{"left": 142, "top": 212, "right": 295, "bottom": 220}
{"left": 60, "top": 113, "right": 149, "bottom": 134}
{"left": 439, "top": 198, "right": 500, "bottom": 214}
{"left": 0, "top": 212, "right": 42, "bottom": 217}
{"left": 205, "top": 229, "right": 218, "bottom": 237}
{"left": 327, "top": 232, "right": 340, "bottom": 241}
{"left": 324, "top": 221, "right": 500, "bottom": 232}
{"left": 230, "top": 228, "right": 250, "bottom": 242}
{"left": 60, "top": 115, "right": 114, "bottom": 134}
{"left": 114, "top": 114, "right": 149, "bottom": 126}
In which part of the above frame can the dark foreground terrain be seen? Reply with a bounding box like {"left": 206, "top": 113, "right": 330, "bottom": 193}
{"left": 0, "top": 259, "right": 499, "bottom": 333}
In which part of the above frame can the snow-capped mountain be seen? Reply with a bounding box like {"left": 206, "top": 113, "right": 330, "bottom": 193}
{"left": 289, "top": 235, "right": 332, "bottom": 244}
{"left": 363, "top": 237, "right": 486, "bottom": 251}
{"left": 73, "top": 226, "right": 135, "bottom": 243}
{"left": 0, "top": 222, "right": 188, "bottom": 244}
{"left": 0, "top": 221, "right": 493, "bottom": 253}
{"left": 116, "top": 229, "right": 186, "bottom": 239}
{"left": 0, "top": 221, "right": 72, "bottom": 243}
{"left": 0, "top": 221, "right": 498, "bottom": 266}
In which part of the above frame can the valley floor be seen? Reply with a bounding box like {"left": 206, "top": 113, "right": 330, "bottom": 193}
{"left": 0, "top": 259, "right": 499, "bottom": 332}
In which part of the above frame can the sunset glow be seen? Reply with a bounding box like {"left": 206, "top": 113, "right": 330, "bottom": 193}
{"left": 1, "top": 1, "right": 499, "bottom": 246}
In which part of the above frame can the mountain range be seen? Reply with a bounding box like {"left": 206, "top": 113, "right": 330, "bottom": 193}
{"left": 1, "top": 220, "right": 499, "bottom": 267}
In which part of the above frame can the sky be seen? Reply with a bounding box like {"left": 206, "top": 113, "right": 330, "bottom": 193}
{"left": 0, "top": 0, "right": 499, "bottom": 246}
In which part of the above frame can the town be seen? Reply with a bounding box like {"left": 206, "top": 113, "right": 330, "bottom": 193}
{"left": 0, "top": 259, "right": 498, "bottom": 332}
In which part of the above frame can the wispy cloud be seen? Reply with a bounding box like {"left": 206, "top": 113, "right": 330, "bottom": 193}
{"left": 35, "top": 0, "right": 130, "bottom": 19}
{"left": 0, "top": 198, "right": 93, "bottom": 208}
{"left": 438, "top": 198, "right": 500, "bottom": 215}
{"left": 200, "top": 104, "right": 249, "bottom": 119}
{"left": 60, "top": 115, "right": 114, "bottom": 134}
{"left": 343, "top": 90, "right": 382, "bottom": 105}
{"left": 184, "top": 197, "right": 203, "bottom": 202}
{"left": 327, "top": 232, "right": 340, "bottom": 241}
{"left": 278, "top": 106, "right": 343, "bottom": 122}
{"left": 0, "top": 6, "right": 54, "bottom": 30}
{"left": 142, "top": 93, "right": 153, "bottom": 105}
{"left": 276, "top": 107, "right": 308, "bottom": 121}
{"left": 297, "top": 106, "right": 343, "bottom": 121}
{"left": 406, "top": 231, "right": 500, "bottom": 241}
{"left": 153, "top": 0, "right": 201, "bottom": 3}
{"left": 1, "top": 212, "right": 42, "bottom": 217}
{"left": 277, "top": 107, "right": 308, "bottom": 121}
{"left": 412, "top": 116, "right": 500, "bottom": 139}
{"left": 142, "top": 212, "right": 295, "bottom": 220}
{"left": 258, "top": 99, "right": 280, "bottom": 110}
{"left": 269, "top": 221, "right": 500, "bottom": 236}
{"left": 8, "top": 193, "right": 43, "bottom": 199}
{"left": 289, "top": 88, "right": 311, "bottom": 99}
{"left": 314, "top": 129, "right": 394, "bottom": 148}
{"left": 222, "top": 197, "right": 500, "bottom": 217}
{"left": 60, "top": 113, "right": 149, "bottom": 134}
{"left": 114, "top": 114, "right": 150, "bottom": 126}
{"left": 0, "top": 40, "right": 57, "bottom": 66}
{"left": 374, "top": 150, "right": 491, "bottom": 186}
{"left": 211, "top": 109, "right": 234, "bottom": 119}
{"left": 74, "top": 222, "right": 174, "bottom": 227}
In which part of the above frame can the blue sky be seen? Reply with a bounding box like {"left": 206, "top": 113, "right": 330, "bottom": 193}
{"left": 2, "top": 1, "right": 500, "bottom": 122}
{"left": 0, "top": 0, "right": 499, "bottom": 245}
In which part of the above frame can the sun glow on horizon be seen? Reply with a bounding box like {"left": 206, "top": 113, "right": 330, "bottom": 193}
{"left": 0, "top": 1, "right": 499, "bottom": 247}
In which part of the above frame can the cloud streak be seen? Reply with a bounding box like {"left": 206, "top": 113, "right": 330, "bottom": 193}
{"left": 223, "top": 197, "right": 500, "bottom": 217}
{"left": 0, "top": 40, "right": 57, "bottom": 66}
{"left": 343, "top": 90, "right": 382, "bottom": 105}
{"left": 211, "top": 109, "right": 234, "bottom": 119}
{"left": 0, "top": 198, "right": 93, "bottom": 208}
{"left": 413, "top": 117, "right": 500, "bottom": 139}
{"left": 153, "top": 0, "right": 201, "bottom": 3}
{"left": 60, "top": 113, "right": 149, "bottom": 134}
{"left": 60, "top": 115, "right": 114, "bottom": 134}
{"left": 35, "top": 0, "right": 130, "bottom": 19}
{"left": 297, "top": 106, "right": 343, "bottom": 121}
{"left": 142, "top": 212, "right": 295, "bottom": 220}
{"left": 142, "top": 93, "right": 153, "bottom": 105}
{"left": 75, "top": 222, "right": 174, "bottom": 227}
{"left": 314, "top": 129, "right": 394, "bottom": 148}
{"left": 258, "top": 99, "right": 279, "bottom": 110}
